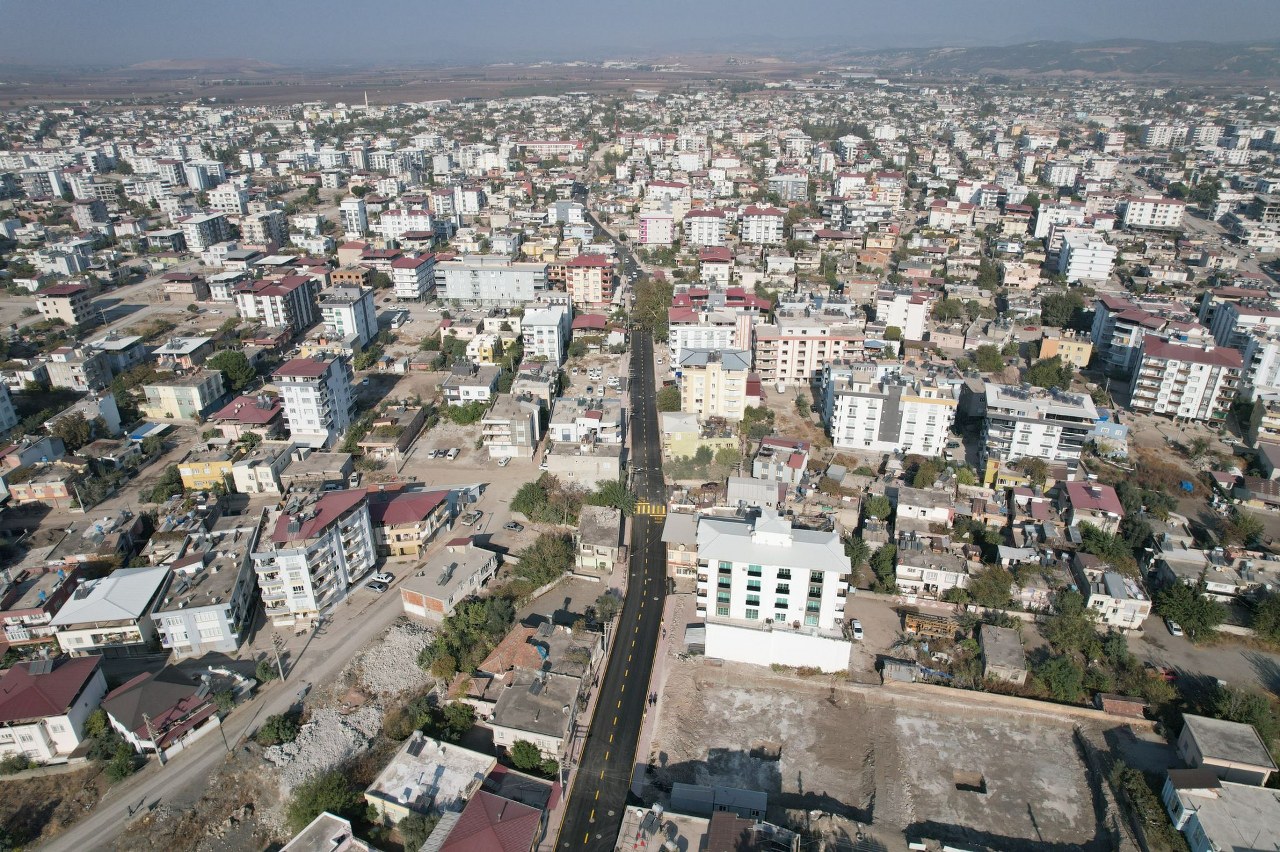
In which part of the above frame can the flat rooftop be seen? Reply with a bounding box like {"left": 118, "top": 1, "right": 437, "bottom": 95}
{"left": 0, "top": 567, "right": 73, "bottom": 613}
{"left": 491, "top": 670, "right": 580, "bottom": 740}
{"left": 1183, "top": 713, "right": 1278, "bottom": 771}
{"left": 614, "top": 805, "right": 710, "bottom": 852}
{"left": 153, "top": 514, "right": 264, "bottom": 612}
{"left": 400, "top": 541, "right": 495, "bottom": 605}
{"left": 365, "top": 733, "right": 495, "bottom": 814}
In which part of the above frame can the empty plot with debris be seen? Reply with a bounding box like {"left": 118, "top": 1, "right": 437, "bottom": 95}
{"left": 647, "top": 658, "right": 1113, "bottom": 850}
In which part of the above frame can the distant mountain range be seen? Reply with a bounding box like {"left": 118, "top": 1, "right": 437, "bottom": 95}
{"left": 831, "top": 39, "right": 1280, "bottom": 79}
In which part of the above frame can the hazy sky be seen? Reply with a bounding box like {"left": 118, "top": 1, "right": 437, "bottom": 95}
{"left": 2, "top": 0, "right": 1279, "bottom": 66}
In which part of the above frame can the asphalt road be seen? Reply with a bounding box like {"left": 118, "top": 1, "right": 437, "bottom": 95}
{"left": 554, "top": 331, "right": 667, "bottom": 852}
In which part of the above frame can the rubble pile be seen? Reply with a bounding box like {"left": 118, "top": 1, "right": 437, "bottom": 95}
{"left": 351, "top": 618, "right": 435, "bottom": 697}
{"left": 263, "top": 705, "right": 382, "bottom": 788}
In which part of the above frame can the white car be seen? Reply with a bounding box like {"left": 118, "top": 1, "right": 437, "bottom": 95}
{"left": 851, "top": 619, "right": 863, "bottom": 641}
{"left": 1166, "top": 618, "right": 1184, "bottom": 637}
{"left": 497, "top": 456, "right": 511, "bottom": 467}
{"left": 373, "top": 572, "right": 394, "bottom": 584}
{"left": 446, "top": 448, "right": 460, "bottom": 461}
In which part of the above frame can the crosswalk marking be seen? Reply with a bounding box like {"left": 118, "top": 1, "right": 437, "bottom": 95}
{"left": 634, "top": 501, "right": 668, "bottom": 517}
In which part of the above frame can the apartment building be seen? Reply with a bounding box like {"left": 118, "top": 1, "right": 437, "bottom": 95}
{"left": 375, "top": 207, "right": 434, "bottom": 243}
{"left": 140, "top": 370, "right": 226, "bottom": 421}
{"left": 340, "top": 196, "right": 368, "bottom": 237}
{"left": 36, "top": 283, "right": 93, "bottom": 326}
{"left": 1090, "top": 295, "right": 1203, "bottom": 377}
{"left": 480, "top": 394, "right": 543, "bottom": 459}
{"left": 241, "top": 210, "right": 287, "bottom": 247}
{"left": 752, "top": 436, "right": 810, "bottom": 487}
{"left": 981, "top": 383, "right": 1098, "bottom": 484}
{"left": 151, "top": 513, "right": 266, "bottom": 657}
{"left": 50, "top": 566, "right": 171, "bottom": 657}
{"left": 274, "top": 355, "right": 355, "bottom": 449}
{"left": 684, "top": 209, "right": 727, "bottom": 247}
{"left": 367, "top": 488, "right": 454, "bottom": 558}
{"left": 678, "top": 348, "right": 752, "bottom": 422}
{"left": 435, "top": 255, "right": 548, "bottom": 307}
{"left": 252, "top": 490, "right": 377, "bottom": 627}
{"left": 521, "top": 304, "right": 571, "bottom": 367}
{"left": 45, "top": 346, "right": 111, "bottom": 392}
{"left": 739, "top": 206, "right": 785, "bottom": 245}
{"left": 1057, "top": 232, "right": 1116, "bottom": 283}
{"left": 695, "top": 510, "right": 851, "bottom": 671}
{"left": 1121, "top": 195, "right": 1186, "bottom": 231}
{"left": 0, "top": 657, "right": 108, "bottom": 762}
{"left": 319, "top": 285, "right": 378, "bottom": 350}
{"left": 638, "top": 211, "right": 675, "bottom": 246}
{"left": 1038, "top": 328, "right": 1094, "bottom": 369}
{"left": 178, "top": 213, "right": 231, "bottom": 252}
{"left": 390, "top": 254, "right": 436, "bottom": 302}
{"left": 1070, "top": 554, "right": 1151, "bottom": 632}
{"left": 874, "top": 289, "right": 929, "bottom": 341}
{"left": 1129, "top": 338, "right": 1242, "bottom": 423}
{"left": 754, "top": 315, "right": 865, "bottom": 389}
{"left": 234, "top": 276, "right": 320, "bottom": 337}
{"left": 822, "top": 362, "right": 959, "bottom": 455}
{"left": 564, "top": 254, "right": 616, "bottom": 312}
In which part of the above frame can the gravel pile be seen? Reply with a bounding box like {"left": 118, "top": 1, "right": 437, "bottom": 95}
{"left": 263, "top": 705, "right": 382, "bottom": 789}
{"left": 351, "top": 619, "right": 435, "bottom": 698}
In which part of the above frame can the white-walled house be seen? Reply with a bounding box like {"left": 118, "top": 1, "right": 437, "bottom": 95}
{"left": 0, "top": 656, "right": 108, "bottom": 762}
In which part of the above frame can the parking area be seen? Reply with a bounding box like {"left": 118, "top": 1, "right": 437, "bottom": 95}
{"left": 563, "top": 351, "right": 628, "bottom": 399}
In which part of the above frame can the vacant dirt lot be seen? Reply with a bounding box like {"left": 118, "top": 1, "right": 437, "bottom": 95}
{"left": 647, "top": 658, "right": 1120, "bottom": 850}
{"left": 0, "top": 765, "right": 109, "bottom": 847}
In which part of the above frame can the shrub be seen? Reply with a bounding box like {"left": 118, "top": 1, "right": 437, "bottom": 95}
{"left": 255, "top": 658, "right": 279, "bottom": 683}
{"left": 0, "top": 754, "right": 33, "bottom": 775}
{"left": 286, "top": 770, "right": 361, "bottom": 833}
{"left": 509, "top": 740, "right": 545, "bottom": 772}
{"left": 256, "top": 712, "right": 300, "bottom": 746}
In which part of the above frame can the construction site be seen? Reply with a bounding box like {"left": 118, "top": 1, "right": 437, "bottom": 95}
{"left": 641, "top": 657, "right": 1135, "bottom": 851}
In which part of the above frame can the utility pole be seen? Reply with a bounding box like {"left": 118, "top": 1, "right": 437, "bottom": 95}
{"left": 271, "top": 633, "right": 287, "bottom": 681}
{"left": 142, "top": 713, "right": 165, "bottom": 766}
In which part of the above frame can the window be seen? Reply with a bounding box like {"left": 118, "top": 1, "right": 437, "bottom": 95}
{"left": 776, "top": 584, "right": 790, "bottom": 595}
{"left": 718, "top": 561, "right": 732, "bottom": 573}
{"left": 745, "top": 608, "right": 759, "bottom": 620}
{"left": 747, "top": 580, "right": 761, "bottom": 593}
{"left": 775, "top": 598, "right": 789, "bottom": 609}
{"left": 717, "top": 592, "right": 730, "bottom": 604}
{"left": 716, "top": 605, "right": 729, "bottom": 617}
{"left": 746, "top": 595, "right": 760, "bottom": 607}
{"left": 804, "top": 614, "right": 819, "bottom": 627}
{"left": 747, "top": 564, "right": 762, "bottom": 577}
{"left": 809, "top": 571, "right": 824, "bottom": 584}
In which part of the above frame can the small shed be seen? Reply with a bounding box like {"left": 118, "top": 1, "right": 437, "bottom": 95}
{"left": 979, "top": 624, "right": 1027, "bottom": 685}
{"left": 1094, "top": 693, "right": 1148, "bottom": 719}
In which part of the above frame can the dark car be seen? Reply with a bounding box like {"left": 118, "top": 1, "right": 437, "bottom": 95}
{"left": 504, "top": 521, "right": 524, "bottom": 532}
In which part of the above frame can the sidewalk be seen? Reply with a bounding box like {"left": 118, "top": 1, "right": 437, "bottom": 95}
{"left": 629, "top": 591, "right": 693, "bottom": 797}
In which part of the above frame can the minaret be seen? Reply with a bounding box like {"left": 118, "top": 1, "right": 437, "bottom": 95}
{"left": 364, "top": 91, "right": 369, "bottom": 110}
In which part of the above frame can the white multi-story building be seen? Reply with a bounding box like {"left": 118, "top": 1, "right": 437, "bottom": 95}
{"left": 241, "top": 210, "right": 287, "bottom": 247}
{"left": 252, "top": 490, "right": 377, "bottom": 627}
{"left": 436, "top": 255, "right": 549, "bottom": 307}
{"left": 695, "top": 508, "right": 850, "bottom": 639}
{"left": 375, "top": 207, "right": 434, "bottom": 243}
{"left": 1041, "top": 160, "right": 1080, "bottom": 188}
{"left": 340, "top": 197, "right": 368, "bottom": 238}
{"left": 740, "top": 206, "right": 785, "bottom": 245}
{"left": 1129, "top": 338, "right": 1243, "bottom": 423}
{"left": 822, "top": 362, "right": 959, "bottom": 455}
{"left": 319, "top": 286, "right": 378, "bottom": 350}
{"left": 274, "top": 355, "right": 355, "bottom": 449}
{"left": 754, "top": 316, "right": 865, "bottom": 389}
{"left": 683, "top": 209, "right": 727, "bottom": 247}
{"left": 668, "top": 307, "right": 751, "bottom": 364}
{"left": 1057, "top": 232, "right": 1117, "bottom": 283}
{"left": 874, "top": 289, "right": 929, "bottom": 340}
{"left": 179, "top": 213, "right": 231, "bottom": 252}
{"left": 234, "top": 275, "right": 319, "bottom": 336}
{"left": 390, "top": 253, "right": 437, "bottom": 301}
{"left": 565, "top": 254, "right": 616, "bottom": 311}
{"left": 678, "top": 348, "right": 752, "bottom": 422}
{"left": 0, "top": 383, "right": 18, "bottom": 434}
{"left": 638, "top": 211, "right": 675, "bottom": 246}
{"left": 522, "top": 304, "right": 572, "bottom": 367}
{"left": 981, "top": 383, "right": 1099, "bottom": 483}
{"left": 0, "top": 657, "right": 108, "bottom": 762}
{"left": 1121, "top": 195, "right": 1186, "bottom": 231}
{"left": 207, "top": 184, "right": 248, "bottom": 216}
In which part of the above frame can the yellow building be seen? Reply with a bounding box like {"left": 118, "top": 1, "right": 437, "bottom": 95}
{"left": 1039, "top": 328, "right": 1093, "bottom": 369}
{"left": 178, "top": 449, "right": 236, "bottom": 491}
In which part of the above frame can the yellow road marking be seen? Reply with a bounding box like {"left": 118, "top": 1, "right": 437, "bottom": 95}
{"left": 590, "top": 809, "right": 595, "bottom": 821}
{"left": 613, "top": 716, "right": 618, "bottom": 725}
{"left": 595, "top": 790, "right": 599, "bottom": 800}
{"left": 605, "top": 751, "right": 610, "bottom": 761}
{"left": 609, "top": 733, "right": 614, "bottom": 743}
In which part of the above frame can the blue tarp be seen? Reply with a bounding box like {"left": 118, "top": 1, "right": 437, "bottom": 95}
{"left": 128, "top": 422, "right": 173, "bottom": 443}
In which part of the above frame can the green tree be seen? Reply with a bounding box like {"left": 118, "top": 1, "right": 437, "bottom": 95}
{"left": 863, "top": 494, "right": 892, "bottom": 520}
{"left": 973, "top": 345, "right": 1004, "bottom": 373}
{"left": 1251, "top": 592, "right": 1280, "bottom": 644}
{"left": 147, "top": 465, "right": 184, "bottom": 503}
{"left": 967, "top": 566, "right": 1014, "bottom": 609}
{"left": 1035, "top": 655, "right": 1085, "bottom": 702}
{"left": 255, "top": 658, "right": 279, "bottom": 683}
{"left": 1212, "top": 686, "right": 1280, "bottom": 759}
{"left": 932, "top": 298, "right": 966, "bottom": 322}
{"left": 844, "top": 535, "right": 870, "bottom": 571}
{"left": 883, "top": 326, "right": 902, "bottom": 342}
{"left": 207, "top": 350, "right": 257, "bottom": 393}
{"left": 286, "top": 770, "right": 361, "bottom": 833}
{"left": 398, "top": 814, "right": 441, "bottom": 851}
{"left": 1041, "top": 590, "right": 1101, "bottom": 658}
{"left": 1155, "top": 580, "right": 1226, "bottom": 642}
{"left": 1039, "top": 291, "right": 1085, "bottom": 329}
{"left": 256, "top": 712, "right": 300, "bottom": 746}
{"left": 1224, "top": 508, "right": 1266, "bottom": 547}
{"left": 430, "top": 653, "right": 458, "bottom": 680}
{"left": 1023, "top": 356, "right": 1073, "bottom": 391}
{"left": 105, "top": 742, "right": 138, "bottom": 782}
{"left": 656, "top": 385, "right": 680, "bottom": 412}
{"left": 50, "top": 412, "right": 92, "bottom": 451}
{"left": 509, "top": 740, "right": 545, "bottom": 772}
{"left": 868, "top": 544, "right": 897, "bottom": 593}
{"left": 587, "top": 478, "right": 637, "bottom": 515}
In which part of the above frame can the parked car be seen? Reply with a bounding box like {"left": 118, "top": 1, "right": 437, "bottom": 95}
{"left": 373, "top": 572, "right": 394, "bottom": 584}
{"left": 446, "top": 447, "right": 460, "bottom": 461}
{"left": 504, "top": 521, "right": 524, "bottom": 532}
{"left": 497, "top": 456, "right": 511, "bottom": 467}
{"left": 1165, "top": 618, "right": 1184, "bottom": 637}
{"left": 366, "top": 580, "right": 389, "bottom": 593}
{"left": 460, "top": 510, "right": 483, "bottom": 526}
{"left": 851, "top": 619, "right": 863, "bottom": 641}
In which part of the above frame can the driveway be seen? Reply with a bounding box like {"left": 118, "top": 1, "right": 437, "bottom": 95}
{"left": 1131, "top": 613, "right": 1280, "bottom": 699}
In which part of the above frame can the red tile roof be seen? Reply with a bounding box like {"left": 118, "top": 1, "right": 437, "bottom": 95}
{"left": 1143, "top": 338, "right": 1243, "bottom": 368}
{"left": 571, "top": 314, "right": 608, "bottom": 330}
{"left": 0, "top": 656, "right": 102, "bottom": 724}
{"left": 567, "top": 254, "right": 612, "bottom": 268}
{"left": 366, "top": 489, "right": 450, "bottom": 527}
{"left": 1065, "top": 481, "right": 1125, "bottom": 518}
{"left": 211, "top": 395, "right": 282, "bottom": 424}
{"left": 441, "top": 791, "right": 542, "bottom": 852}
{"left": 40, "top": 283, "right": 88, "bottom": 297}
{"left": 274, "top": 357, "right": 334, "bottom": 379}
{"left": 391, "top": 254, "right": 434, "bottom": 269}
{"left": 272, "top": 490, "right": 366, "bottom": 544}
